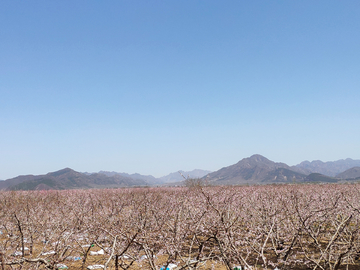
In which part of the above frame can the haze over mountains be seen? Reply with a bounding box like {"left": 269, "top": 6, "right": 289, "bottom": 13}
{"left": 1, "top": 155, "right": 360, "bottom": 190}
{"left": 94, "top": 169, "right": 212, "bottom": 184}
{"left": 0, "top": 168, "right": 211, "bottom": 191}
{"left": 295, "top": 159, "right": 360, "bottom": 177}
{"left": 336, "top": 167, "right": 360, "bottom": 180}
{"left": 159, "top": 169, "right": 212, "bottom": 183}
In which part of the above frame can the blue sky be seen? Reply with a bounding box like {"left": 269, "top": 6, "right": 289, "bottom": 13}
{"left": 1, "top": 1, "right": 360, "bottom": 179}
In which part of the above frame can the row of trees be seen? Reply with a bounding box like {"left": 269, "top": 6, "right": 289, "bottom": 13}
{"left": 1, "top": 183, "right": 360, "bottom": 270}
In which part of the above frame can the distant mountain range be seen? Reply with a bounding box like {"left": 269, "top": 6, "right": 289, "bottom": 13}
{"left": 91, "top": 169, "right": 211, "bottom": 184}
{"left": 0, "top": 168, "right": 211, "bottom": 190}
{"left": 202, "top": 155, "right": 360, "bottom": 185}
{"left": 97, "top": 171, "right": 161, "bottom": 185}
{"left": 0, "top": 168, "right": 148, "bottom": 191}
{"left": 1, "top": 155, "right": 360, "bottom": 190}
{"left": 159, "top": 169, "right": 212, "bottom": 183}
{"left": 203, "top": 155, "right": 305, "bottom": 184}
{"left": 295, "top": 159, "right": 360, "bottom": 177}
{"left": 336, "top": 167, "right": 360, "bottom": 179}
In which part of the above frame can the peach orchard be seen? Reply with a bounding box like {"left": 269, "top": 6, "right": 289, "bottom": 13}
{"left": 1, "top": 183, "right": 360, "bottom": 270}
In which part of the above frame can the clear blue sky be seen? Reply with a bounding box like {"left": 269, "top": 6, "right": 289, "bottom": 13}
{"left": 1, "top": 1, "right": 360, "bottom": 179}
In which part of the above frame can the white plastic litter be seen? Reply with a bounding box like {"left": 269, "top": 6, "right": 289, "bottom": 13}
{"left": 168, "top": 263, "right": 177, "bottom": 270}
{"left": 13, "top": 251, "right": 22, "bottom": 256}
{"left": 87, "top": 265, "right": 105, "bottom": 269}
{"left": 90, "top": 249, "right": 104, "bottom": 256}
{"left": 66, "top": 256, "right": 81, "bottom": 261}
{"left": 42, "top": 251, "right": 56, "bottom": 256}
{"left": 17, "top": 247, "right": 29, "bottom": 251}
{"left": 56, "top": 264, "right": 68, "bottom": 269}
